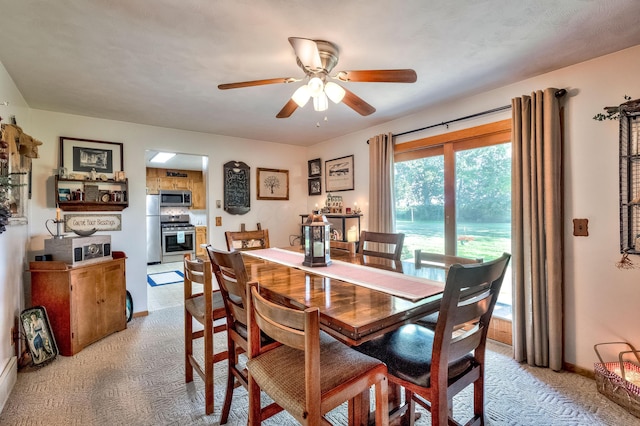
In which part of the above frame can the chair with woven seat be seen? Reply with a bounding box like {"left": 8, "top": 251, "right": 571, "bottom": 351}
{"left": 355, "top": 253, "right": 511, "bottom": 426}
{"left": 358, "top": 230, "right": 405, "bottom": 261}
{"left": 183, "top": 253, "right": 228, "bottom": 415}
{"left": 206, "top": 246, "right": 279, "bottom": 424}
{"left": 246, "top": 281, "right": 389, "bottom": 425}
{"left": 225, "top": 229, "right": 270, "bottom": 251}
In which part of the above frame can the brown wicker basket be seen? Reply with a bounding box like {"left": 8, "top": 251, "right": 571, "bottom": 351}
{"left": 594, "top": 342, "right": 640, "bottom": 418}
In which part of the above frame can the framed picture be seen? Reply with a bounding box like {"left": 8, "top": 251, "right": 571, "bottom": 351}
{"left": 308, "top": 158, "right": 322, "bottom": 177}
{"left": 257, "top": 168, "right": 289, "bottom": 200}
{"left": 59, "top": 137, "right": 123, "bottom": 179}
{"left": 20, "top": 306, "right": 58, "bottom": 365}
{"left": 325, "top": 155, "right": 354, "bottom": 192}
{"left": 58, "top": 188, "right": 71, "bottom": 201}
{"left": 308, "top": 177, "right": 322, "bottom": 196}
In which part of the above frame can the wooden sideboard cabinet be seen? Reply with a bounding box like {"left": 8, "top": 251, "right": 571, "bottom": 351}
{"left": 29, "top": 257, "right": 127, "bottom": 356}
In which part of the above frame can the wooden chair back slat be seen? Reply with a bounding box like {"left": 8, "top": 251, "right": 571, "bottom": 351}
{"left": 358, "top": 231, "right": 405, "bottom": 260}
{"left": 225, "top": 229, "right": 270, "bottom": 251}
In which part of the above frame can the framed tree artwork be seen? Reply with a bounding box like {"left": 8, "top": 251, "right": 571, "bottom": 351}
{"left": 257, "top": 168, "right": 289, "bottom": 200}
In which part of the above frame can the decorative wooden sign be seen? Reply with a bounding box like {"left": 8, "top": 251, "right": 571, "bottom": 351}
{"left": 64, "top": 214, "right": 122, "bottom": 233}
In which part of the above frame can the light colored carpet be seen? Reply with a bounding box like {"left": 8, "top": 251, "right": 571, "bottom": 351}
{"left": 1, "top": 305, "right": 638, "bottom": 425}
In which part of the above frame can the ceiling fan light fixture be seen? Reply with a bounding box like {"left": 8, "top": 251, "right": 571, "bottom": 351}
{"left": 324, "top": 82, "right": 345, "bottom": 103}
{"left": 307, "top": 76, "right": 324, "bottom": 97}
{"left": 313, "top": 92, "right": 329, "bottom": 112}
{"left": 291, "top": 85, "right": 311, "bottom": 107}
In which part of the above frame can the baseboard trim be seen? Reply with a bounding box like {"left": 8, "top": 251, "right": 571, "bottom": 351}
{"left": 564, "top": 361, "right": 595, "bottom": 379}
{"left": 133, "top": 311, "right": 149, "bottom": 318}
{"left": 0, "top": 356, "right": 17, "bottom": 413}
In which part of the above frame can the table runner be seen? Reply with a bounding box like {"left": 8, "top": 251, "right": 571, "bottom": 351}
{"left": 243, "top": 248, "right": 444, "bottom": 302}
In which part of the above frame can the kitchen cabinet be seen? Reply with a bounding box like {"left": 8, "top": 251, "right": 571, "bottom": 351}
{"left": 146, "top": 168, "right": 206, "bottom": 209}
{"left": 56, "top": 176, "right": 128, "bottom": 212}
{"left": 196, "top": 226, "right": 207, "bottom": 257}
{"left": 191, "top": 181, "right": 206, "bottom": 210}
{"left": 29, "top": 256, "right": 127, "bottom": 356}
{"left": 619, "top": 99, "right": 640, "bottom": 253}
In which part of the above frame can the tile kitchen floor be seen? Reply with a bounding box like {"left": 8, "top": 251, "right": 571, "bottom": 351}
{"left": 147, "top": 261, "right": 184, "bottom": 312}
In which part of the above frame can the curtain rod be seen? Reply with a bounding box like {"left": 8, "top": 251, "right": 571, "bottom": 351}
{"left": 368, "top": 88, "right": 567, "bottom": 142}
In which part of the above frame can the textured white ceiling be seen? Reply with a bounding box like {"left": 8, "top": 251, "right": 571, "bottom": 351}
{"left": 1, "top": 0, "right": 639, "bottom": 147}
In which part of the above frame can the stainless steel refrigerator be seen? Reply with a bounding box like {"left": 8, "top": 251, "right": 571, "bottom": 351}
{"left": 146, "top": 194, "right": 162, "bottom": 264}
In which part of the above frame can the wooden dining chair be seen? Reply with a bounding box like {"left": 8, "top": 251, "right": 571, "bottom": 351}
{"left": 206, "top": 246, "right": 278, "bottom": 424}
{"left": 355, "top": 253, "right": 511, "bottom": 426}
{"left": 358, "top": 230, "right": 405, "bottom": 261}
{"left": 225, "top": 229, "right": 270, "bottom": 251}
{"left": 414, "top": 250, "right": 483, "bottom": 329}
{"left": 246, "top": 282, "right": 389, "bottom": 425}
{"left": 414, "top": 249, "right": 483, "bottom": 268}
{"left": 183, "top": 253, "right": 228, "bottom": 415}
{"left": 330, "top": 240, "right": 356, "bottom": 257}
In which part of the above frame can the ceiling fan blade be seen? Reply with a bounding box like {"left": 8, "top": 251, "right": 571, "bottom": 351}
{"left": 288, "top": 37, "right": 322, "bottom": 71}
{"left": 341, "top": 87, "right": 376, "bottom": 116}
{"left": 218, "top": 77, "right": 299, "bottom": 90}
{"left": 334, "top": 69, "right": 417, "bottom": 83}
{"left": 276, "top": 99, "right": 299, "bottom": 118}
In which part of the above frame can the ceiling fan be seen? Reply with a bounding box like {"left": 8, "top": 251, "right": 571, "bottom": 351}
{"left": 218, "top": 37, "right": 417, "bottom": 118}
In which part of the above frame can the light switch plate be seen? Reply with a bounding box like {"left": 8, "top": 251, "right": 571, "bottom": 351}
{"left": 215, "top": 216, "right": 222, "bottom": 226}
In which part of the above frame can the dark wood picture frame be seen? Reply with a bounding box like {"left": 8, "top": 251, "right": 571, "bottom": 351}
{"left": 257, "top": 168, "right": 289, "bottom": 200}
{"left": 308, "top": 158, "right": 322, "bottom": 177}
{"left": 308, "top": 177, "right": 322, "bottom": 196}
{"left": 59, "top": 137, "right": 123, "bottom": 180}
{"left": 325, "top": 155, "right": 354, "bottom": 192}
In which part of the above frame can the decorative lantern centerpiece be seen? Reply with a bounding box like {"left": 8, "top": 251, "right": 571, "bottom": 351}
{"left": 302, "top": 213, "right": 332, "bottom": 267}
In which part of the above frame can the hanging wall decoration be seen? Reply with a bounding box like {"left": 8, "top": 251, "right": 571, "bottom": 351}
{"left": 224, "top": 160, "right": 250, "bottom": 215}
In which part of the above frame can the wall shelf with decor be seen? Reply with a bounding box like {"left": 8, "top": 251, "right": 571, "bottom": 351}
{"left": 55, "top": 176, "right": 128, "bottom": 211}
{"left": 619, "top": 99, "right": 640, "bottom": 253}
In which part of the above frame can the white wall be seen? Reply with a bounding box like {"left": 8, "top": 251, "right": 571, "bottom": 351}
{"left": 310, "top": 44, "right": 640, "bottom": 369}
{"left": 0, "top": 61, "right": 31, "bottom": 411}
{"left": 25, "top": 112, "right": 308, "bottom": 315}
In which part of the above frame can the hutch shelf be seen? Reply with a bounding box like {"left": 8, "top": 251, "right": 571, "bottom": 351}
{"left": 56, "top": 176, "right": 128, "bottom": 212}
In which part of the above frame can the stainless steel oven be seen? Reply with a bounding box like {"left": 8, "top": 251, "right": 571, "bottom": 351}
{"left": 160, "top": 214, "right": 195, "bottom": 263}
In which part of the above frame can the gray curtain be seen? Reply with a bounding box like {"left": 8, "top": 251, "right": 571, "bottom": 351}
{"left": 368, "top": 133, "right": 395, "bottom": 233}
{"left": 511, "top": 88, "right": 564, "bottom": 371}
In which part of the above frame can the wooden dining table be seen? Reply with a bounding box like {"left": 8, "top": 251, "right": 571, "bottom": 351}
{"left": 238, "top": 246, "right": 450, "bottom": 425}
{"left": 241, "top": 246, "right": 447, "bottom": 346}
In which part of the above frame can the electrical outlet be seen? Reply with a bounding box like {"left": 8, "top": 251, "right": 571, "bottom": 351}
{"left": 215, "top": 216, "right": 222, "bottom": 226}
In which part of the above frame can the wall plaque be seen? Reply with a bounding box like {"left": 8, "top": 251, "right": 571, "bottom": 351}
{"left": 224, "top": 161, "right": 250, "bottom": 215}
{"left": 63, "top": 214, "right": 122, "bottom": 233}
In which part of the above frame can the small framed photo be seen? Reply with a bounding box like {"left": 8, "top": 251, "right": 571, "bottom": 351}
{"left": 58, "top": 188, "right": 71, "bottom": 201}
{"left": 308, "top": 158, "right": 322, "bottom": 177}
{"left": 325, "top": 155, "right": 354, "bottom": 192}
{"left": 257, "top": 168, "right": 289, "bottom": 200}
{"left": 114, "top": 171, "right": 126, "bottom": 182}
{"left": 308, "top": 177, "right": 322, "bottom": 196}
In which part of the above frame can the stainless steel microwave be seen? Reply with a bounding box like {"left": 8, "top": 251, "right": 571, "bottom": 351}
{"left": 159, "top": 190, "right": 192, "bottom": 207}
